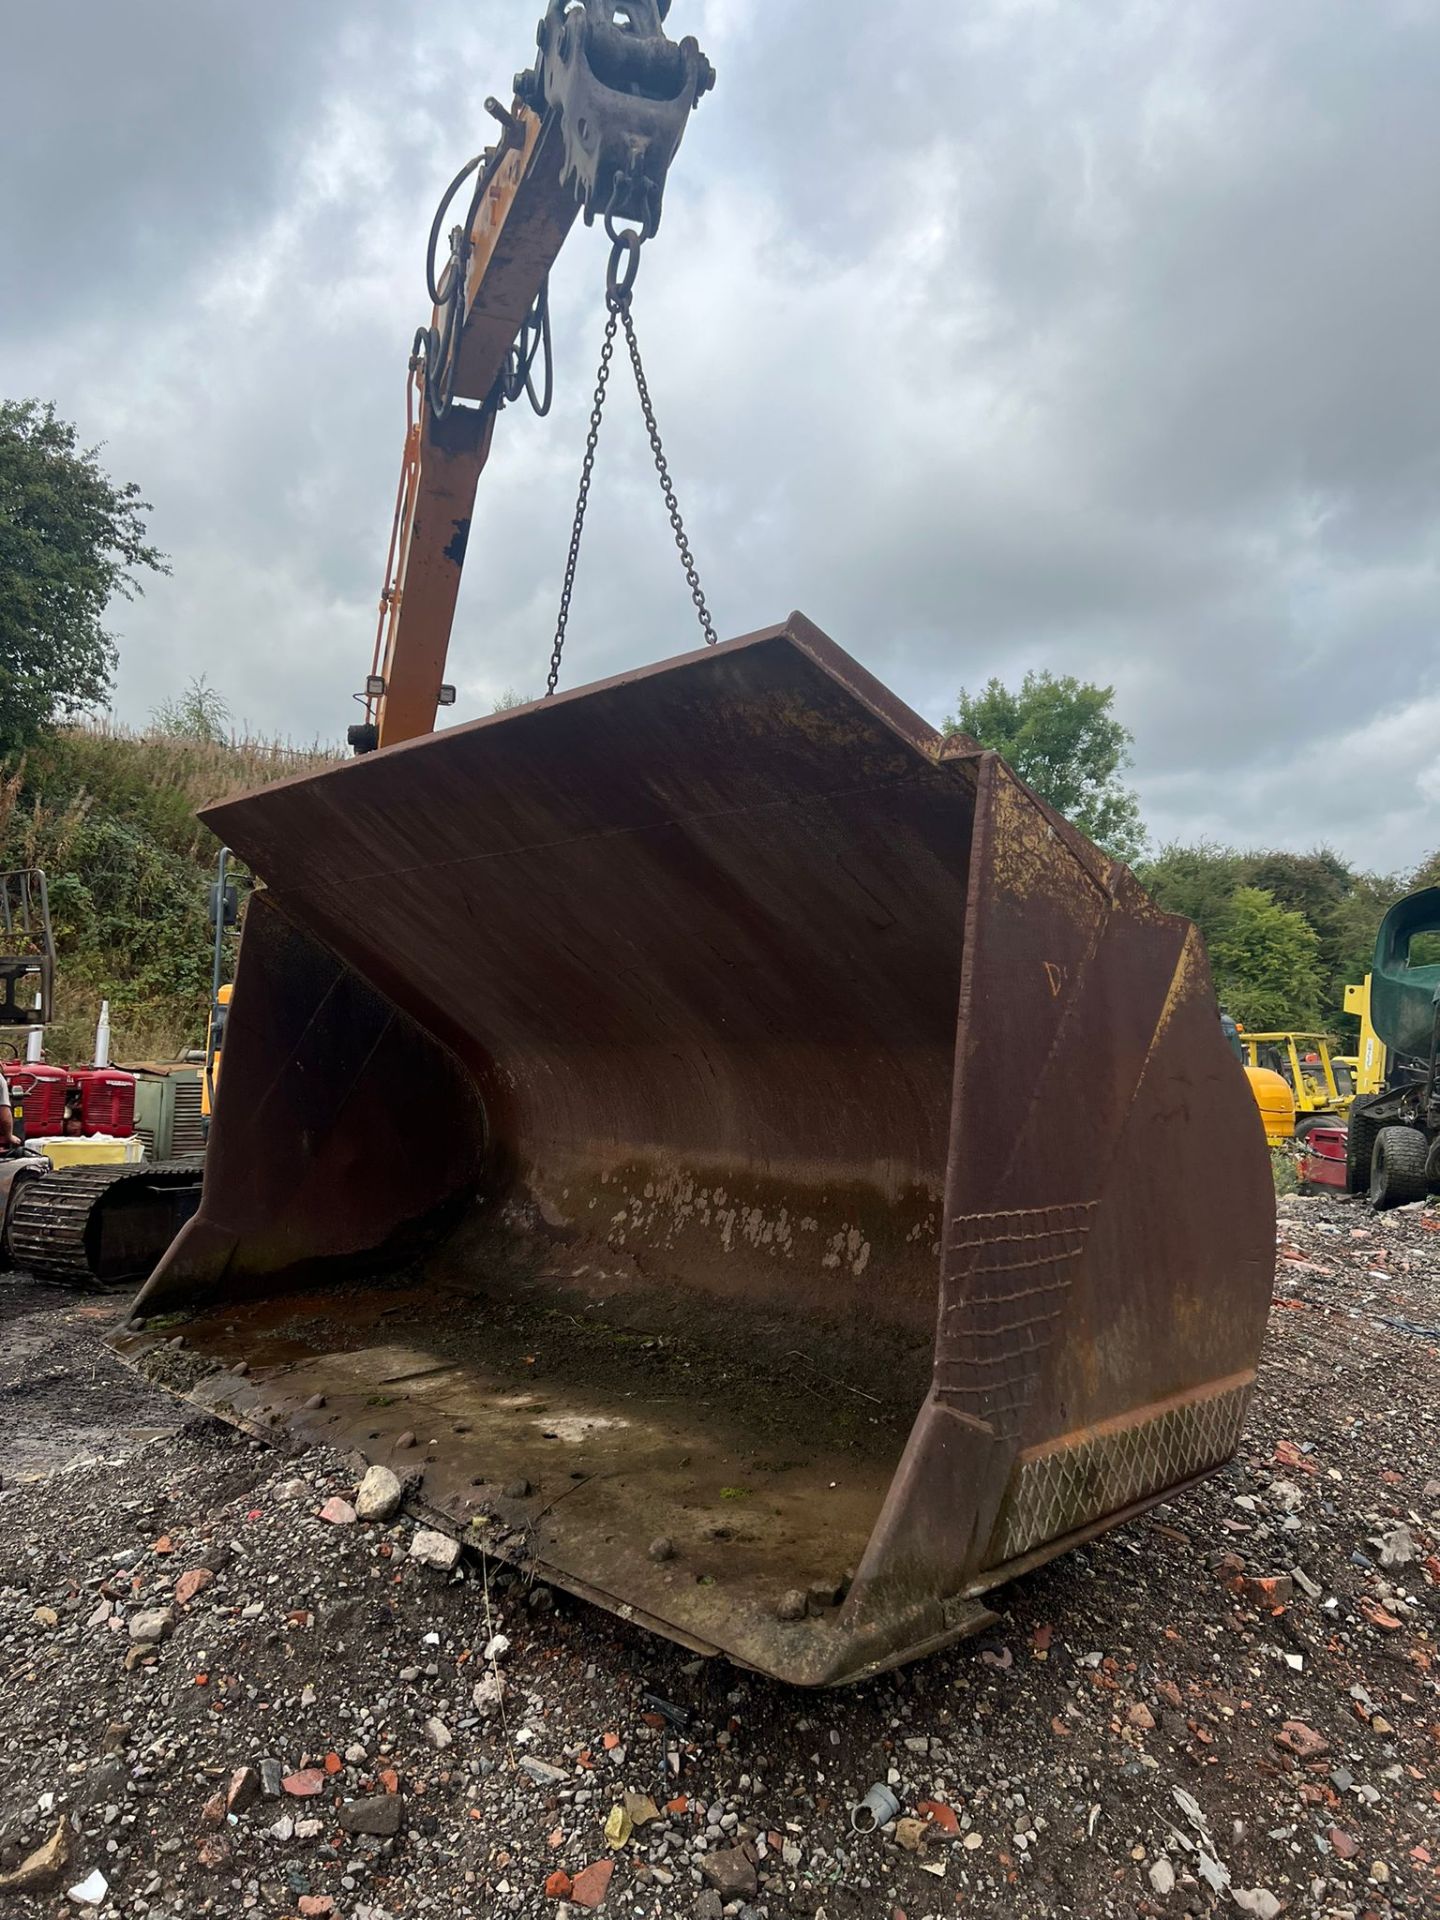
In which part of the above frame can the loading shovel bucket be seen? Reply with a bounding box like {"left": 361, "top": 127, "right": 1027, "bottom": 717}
{"left": 113, "top": 615, "right": 1273, "bottom": 1685}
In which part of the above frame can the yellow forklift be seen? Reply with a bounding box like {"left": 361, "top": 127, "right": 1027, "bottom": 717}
{"left": 1221, "top": 1014, "right": 1295, "bottom": 1145}
{"left": 1238, "top": 1032, "right": 1352, "bottom": 1136}
{"left": 1337, "top": 977, "right": 1386, "bottom": 1098}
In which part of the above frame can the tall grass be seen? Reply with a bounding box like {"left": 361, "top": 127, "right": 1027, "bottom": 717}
{"left": 0, "top": 722, "right": 344, "bottom": 1066}
{"left": 55, "top": 721, "right": 343, "bottom": 848}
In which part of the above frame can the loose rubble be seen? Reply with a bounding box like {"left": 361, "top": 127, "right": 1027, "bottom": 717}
{"left": 0, "top": 1190, "right": 1436, "bottom": 1917}
{"left": 355, "top": 1466, "right": 402, "bottom": 1525}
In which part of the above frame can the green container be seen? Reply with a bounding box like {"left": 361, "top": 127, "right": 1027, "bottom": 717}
{"left": 129, "top": 1066, "right": 206, "bottom": 1162}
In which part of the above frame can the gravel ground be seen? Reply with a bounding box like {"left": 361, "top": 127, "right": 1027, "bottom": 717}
{"left": 0, "top": 1274, "right": 183, "bottom": 1486}
{"left": 0, "top": 1193, "right": 1436, "bottom": 1920}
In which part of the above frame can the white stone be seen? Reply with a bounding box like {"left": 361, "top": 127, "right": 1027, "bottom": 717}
{"left": 472, "top": 1671, "right": 506, "bottom": 1716}
{"left": 409, "top": 1528, "right": 460, "bottom": 1571}
{"left": 355, "top": 1465, "right": 403, "bottom": 1523}
{"left": 129, "top": 1606, "right": 175, "bottom": 1643}
{"left": 1233, "top": 1892, "right": 1282, "bottom": 1920}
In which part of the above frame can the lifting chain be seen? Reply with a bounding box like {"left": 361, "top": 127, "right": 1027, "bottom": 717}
{"left": 547, "top": 307, "right": 619, "bottom": 700}
{"left": 546, "top": 222, "right": 717, "bottom": 698}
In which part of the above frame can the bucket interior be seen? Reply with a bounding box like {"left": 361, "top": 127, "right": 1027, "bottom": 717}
{"left": 135, "top": 1202, "right": 935, "bottom": 1666}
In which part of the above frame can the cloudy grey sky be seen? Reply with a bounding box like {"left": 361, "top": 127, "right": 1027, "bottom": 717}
{"left": 5, "top": 0, "right": 1439, "bottom": 870}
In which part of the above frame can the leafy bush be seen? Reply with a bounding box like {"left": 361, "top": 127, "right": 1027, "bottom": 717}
{"left": 1140, "top": 841, "right": 1439, "bottom": 1037}
{"left": 151, "top": 674, "right": 232, "bottom": 744}
{"left": 1209, "top": 886, "right": 1325, "bottom": 1030}
{"left": 1270, "top": 1145, "right": 1299, "bottom": 1196}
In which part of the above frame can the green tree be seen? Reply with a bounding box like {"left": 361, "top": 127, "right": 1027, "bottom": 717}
{"left": 152, "top": 674, "right": 231, "bottom": 744}
{"left": 1324, "top": 867, "right": 1404, "bottom": 1000}
{"left": 945, "top": 670, "right": 1146, "bottom": 862}
{"left": 0, "top": 399, "right": 168, "bottom": 755}
{"left": 1209, "top": 886, "right": 1325, "bottom": 1029}
{"left": 1138, "top": 842, "right": 1247, "bottom": 952}
{"left": 1245, "top": 848, "right": 1348, "bottom": 937}
{"left": 1142, "top": 841, "right": 1405, "bottom": 1032}
{"left": 1243, "top": 848, "right": 1385, "bottom": 1013}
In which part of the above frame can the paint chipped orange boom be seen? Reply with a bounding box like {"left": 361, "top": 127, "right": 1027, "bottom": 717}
{"left": 350, "top": 0, "right": 713, "bottom": 751}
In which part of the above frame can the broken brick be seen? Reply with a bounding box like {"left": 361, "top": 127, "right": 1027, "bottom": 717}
{"left": 917, "top": 1798, "right": 960, "bottom": 1834}
{"left": 1275, "top": 1720, "right": 1331, "bottom": 1759}
{"left": 569, "top": 1859, "right": 615, "bottom": 1908}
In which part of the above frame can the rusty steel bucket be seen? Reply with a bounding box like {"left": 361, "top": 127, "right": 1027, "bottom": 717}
{"left": 112, "top": 614, "right": 1273, "bottom": 1685}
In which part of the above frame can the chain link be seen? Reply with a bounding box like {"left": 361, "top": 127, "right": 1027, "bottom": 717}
{"left": 618, "top": 300, "right": 717, "bottom": 648}
{"left": 546, "top": 306, "right": 620, "bottom": 698}
{"left": 546, "top": 231, "right": 716, "bottom": 697}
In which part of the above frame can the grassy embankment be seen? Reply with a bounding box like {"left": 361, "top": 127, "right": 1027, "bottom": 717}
{"left": 0, "top": 724, "right": 339, "bottom": 1064}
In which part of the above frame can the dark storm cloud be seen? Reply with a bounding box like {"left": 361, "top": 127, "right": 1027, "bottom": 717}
{"left": 3, "top": 0, "right": 1438, "bottom": 870}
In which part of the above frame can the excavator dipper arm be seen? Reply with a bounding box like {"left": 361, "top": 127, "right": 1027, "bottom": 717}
{"left": 353, "top": 2, "right": 714, "bottom": 753}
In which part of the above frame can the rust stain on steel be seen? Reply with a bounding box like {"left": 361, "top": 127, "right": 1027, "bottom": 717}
{"left": 120, "top": 612, "right": 1274, "bottom": 1685}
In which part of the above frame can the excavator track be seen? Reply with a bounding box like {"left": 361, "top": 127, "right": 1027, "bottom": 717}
{"left": 8, "top": 1162, "right": 204, "bottom": 1287}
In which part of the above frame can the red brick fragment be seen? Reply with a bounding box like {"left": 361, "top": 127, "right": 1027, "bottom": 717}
{"left": 570, "top": 1859, "right": 615, "bottom": 1908}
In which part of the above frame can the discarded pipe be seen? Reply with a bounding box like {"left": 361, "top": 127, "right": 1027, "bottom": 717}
{"left": 850, "top": 1783, "right": 901, "bottom": 1833}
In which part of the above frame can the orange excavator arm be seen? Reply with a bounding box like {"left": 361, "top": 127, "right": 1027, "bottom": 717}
{"left": 349, "top": 1, "right": 714, "bottom": 753}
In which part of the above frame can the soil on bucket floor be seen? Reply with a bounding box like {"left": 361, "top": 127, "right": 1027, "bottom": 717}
{"left": 0, "top": 1190, "right": 1436, "bottom": 1920}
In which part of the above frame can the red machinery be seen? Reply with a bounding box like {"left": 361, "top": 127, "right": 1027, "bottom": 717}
{"left": 5, "top": 1063, "right": 68, "bottom": 1139}
{"left": 1, "top": 863, "right": 200, "bottom": 1285}
{"left": 5, "top": 1064, "right": 138, "bottom": 1140}
{"left": 69, "top": 1067, "right": 137, "bottom": 1138}
{"left": 1298, "top": 1123, "right": 1348, "bottom": 1193}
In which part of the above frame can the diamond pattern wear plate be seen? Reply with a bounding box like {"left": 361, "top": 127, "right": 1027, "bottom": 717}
{"left": 990, "top": 1381, "right": 1252, "bottom": 1564}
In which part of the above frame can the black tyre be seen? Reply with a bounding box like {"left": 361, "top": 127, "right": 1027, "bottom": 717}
{"left": 1346, "top": 1110, "right": 1380, "bottom": 1194}
{"left": 1368, "top": 1125, "right": 1429, "bottom": 1209}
